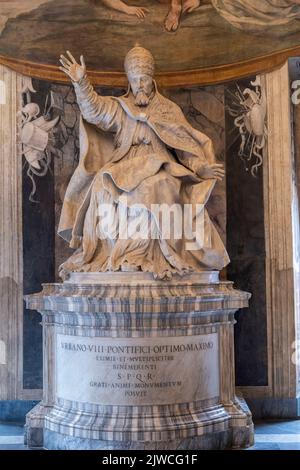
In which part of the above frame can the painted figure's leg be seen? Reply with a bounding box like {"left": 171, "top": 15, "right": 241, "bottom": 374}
{"left": 164, "top": 0, "right": 182, "bottom": 32}
{"left": 182, "top": 0, "right": 201, "bottom": 13}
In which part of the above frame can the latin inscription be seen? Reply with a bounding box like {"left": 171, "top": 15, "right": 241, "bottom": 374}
{"left": 56, "top": 334, "right": 219, "bottom": 405}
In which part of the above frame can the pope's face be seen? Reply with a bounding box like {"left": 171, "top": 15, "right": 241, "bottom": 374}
{"left": 127, "top": 71, "right": 153, "bottom": 97}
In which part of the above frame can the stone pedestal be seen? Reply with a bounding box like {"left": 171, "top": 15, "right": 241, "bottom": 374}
{"left": 24, "top": 272, "right": 254, "bottom": 450}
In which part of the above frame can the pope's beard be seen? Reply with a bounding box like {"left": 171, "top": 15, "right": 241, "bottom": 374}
{"left": 134, "top": 90, "right": 152, "bottom": 107}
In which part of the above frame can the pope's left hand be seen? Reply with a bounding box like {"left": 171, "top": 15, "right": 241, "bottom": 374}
{"left": 197, "top": 163, "right": 225, "bottom": 181}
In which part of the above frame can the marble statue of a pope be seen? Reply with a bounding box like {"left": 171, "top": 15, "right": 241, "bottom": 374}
{"left": 58, "top": 47, "right": 229, "bottom": 280}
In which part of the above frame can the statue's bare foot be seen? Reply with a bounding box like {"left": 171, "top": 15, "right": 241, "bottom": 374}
{"left": 182, "top": 0, "right": 201, "bottom": 13}
{"left": 58, "top": 266, "right": 71, "bottom": 282}
{"left": 121, "top": 262, "right": 140, "bottom": 272}
{"left": 164, "top": 6, "right": 181, "bottom": 32}
{"left": 155, "top": 270, "right": 173, "bottom": 281}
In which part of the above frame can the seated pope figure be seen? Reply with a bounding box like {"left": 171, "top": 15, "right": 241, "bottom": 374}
{"left": 58, "top": 46, "right": 229, "bottom": 280}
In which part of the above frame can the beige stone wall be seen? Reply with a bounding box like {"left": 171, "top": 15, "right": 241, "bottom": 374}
{"left": 0, "top": 64, "right": 23, "bottom": 399}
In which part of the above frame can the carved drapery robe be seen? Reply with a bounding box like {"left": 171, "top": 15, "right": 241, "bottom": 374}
{"left": 58, "top": 77, "right": 229, "bottom": 278}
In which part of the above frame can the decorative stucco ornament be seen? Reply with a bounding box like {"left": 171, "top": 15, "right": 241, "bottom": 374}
{"left": 18, "top": 82, "right": 60, "bottom": 202}
{"left": 228, "top": 75, "right": 267, "bottom": 176}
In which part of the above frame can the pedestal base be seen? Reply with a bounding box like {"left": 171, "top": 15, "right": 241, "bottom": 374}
{"left": 25, "top": 272, "right": 254, "bottom": 450}
{"left": 25, "top": 403, "right": 50, "bottom": 448}
{"left": 26, "top": 399, "right": 253, "bottom": 450}
{"left": 44, "top": 407, "right": 253, "bottom": 450}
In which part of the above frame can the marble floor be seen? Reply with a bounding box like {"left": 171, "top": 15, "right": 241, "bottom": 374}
{"left": 248, "top": 420, "right": 300, "bottom": 450}
{"left": 0, "top": 420, "right": 299, "bottom": 450}
{"left": 0, "top": 422, "right": 27, "bottom": 450}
